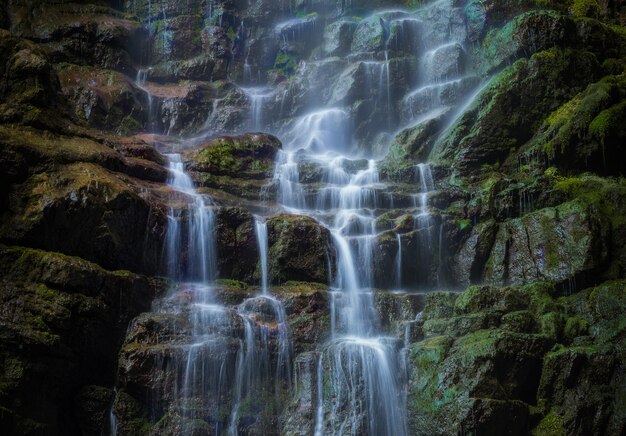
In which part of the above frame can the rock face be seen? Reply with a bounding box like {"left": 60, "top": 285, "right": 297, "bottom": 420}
{"left": 0, "top": 245, "right": 166, "bottom": 435}
{"left": 407, "top": 280, "right": 626, "bottom": 435}
{"left": 484, "top": 200, "right": 610, "bottom": 287}
{"left": 266, "top": 214, "right": 335, "bottom": 285}
{"left": 0, "top": 127, "right": 169, "bottom": 276}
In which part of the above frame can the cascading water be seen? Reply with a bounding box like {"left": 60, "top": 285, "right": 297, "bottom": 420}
{"left": 113, "top": 0, "right": 488, "bottom": 434}
{"left": 256, "top": 1, "right": 480, "bottom": 433}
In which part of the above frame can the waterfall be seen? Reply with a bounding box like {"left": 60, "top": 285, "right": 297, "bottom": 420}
{"left": 115, "top": 0, "right": 487, "bottom": 433}
{"left": 396, "top": 233, "right": 403, "bottom": 289}
{"left": 254, "top": 216, "right": 269, "bottom": 295}
{"left": 136, "top": 68, "right": 156, "bottom": 132}
{"left": 164, "top": 154, "right": 218, "bottom": 282}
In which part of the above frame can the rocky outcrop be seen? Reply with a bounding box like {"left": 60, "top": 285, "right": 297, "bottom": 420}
{"left": 431, "top": 48, "right": 602, "bottom": 178}
{"left": 407, "top": 280, "right": 626, "bottom": 435}
{"left": 7, "top": 2, "right": 147, "bottom": 73}
{"left": 483, "top": 199, "right": 610, "bottom": 287}
{"left": 0, "top": 245, "right": 167, "bottom": 435}
{"left": 0, "top": 126, "right": 170, "bottom": 275}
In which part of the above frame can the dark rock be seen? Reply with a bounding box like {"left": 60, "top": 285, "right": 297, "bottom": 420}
{"left": 11, "top": 3, "right": 147, "bottom": 73}
{"left": 431, "top": 48, "right": 601, "bottom": 179}
{"left": 450, "top": 219, "right": 498, "bottom": 287}
{"left": 0, "top": 30, "right": 65, "bottom": 129}
{"left": 57, "top": 64, "right": 147, "bottom": 134}
{"left": 0, "top": 130, "right": 170, "bottom": 275}
{"left": 483, "top": 199, "right": 610, "bottom": 287}
{"left": 216, "top": 207, "right": 258, "bottom": 283}
{"left": 0, "top": 245, "right": 165, "bottom": 435}
{"left": 267, "top": 214, "right": 335, "bottom": 284}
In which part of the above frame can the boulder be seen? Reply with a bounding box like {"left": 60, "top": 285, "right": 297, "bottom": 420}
{"left": 483, "top": 199, "right": 610, "bottom": 287}
{"left": 186, "top": 133, "right": 281, "bottom": 178}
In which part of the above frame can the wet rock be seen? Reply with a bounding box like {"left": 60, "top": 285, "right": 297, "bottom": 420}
{"left": 528, "top": 72, "right": 626, "bottom": 175}
{"left": 275, "top": 283, "right": 330, "bottom": 354}
{"left": 534, "top": 279, "right": 626, "bottom": 434}
{"left": 12, "top": 3, "right": 147, "bottom": 72}
{"left": 0, "top": 245, "right": 165, "bottom": 435}
{"left": 267, "top": 214, "right": 335, "bottom": 284}
{"left": 408, "top": 328, "right": 550, "bottom": 434}
{"left": 276, "top": 14, "right": 323, "bottom": 57}
{"left": 186, "top": 133, "right": 281, "bottom": 201}
{"left": 280, "top": 351, "right": 319, "bottom": 435}
{"left": 424, "top": 42, "right": 466, "bottom": 82}
{"left": 351, "top": 15, "right": 386, "bottom": 53}
{"left": 449, "top": 219, "right": 498, "bottom": 288}
{"left": 57, "top": 64, "right": 147, "bottom": 134}
{"left": 385, "top": 110, "right": 449, "bottom": 165}
{"left": 147, "top": 54, "right": 230, "bottom": 82}
{"left": 216, "top": 207, "right": 259, "bottom": 283}
{"left": 483, "top": 199, "right": 610, "bottom": 287}
{"left": 475, "top": 10, "right": 577, "bottom": 74}
{"left": 401, "top": 76, "right": 480, "bottom": 123}
{"left": 431, "top": 48, "right": 601, "bottom": 179}
{"left": 322, "top": 19, "right": 356, "bottom": 56}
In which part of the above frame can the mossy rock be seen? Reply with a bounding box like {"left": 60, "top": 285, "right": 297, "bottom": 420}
{"left": 529, "top": 73, "right": 626, "bottom": 174}
{"left": 186, "top": 133, "right": 281, "bottom": 179}
{"left": 0, "top": 245, "right": 164, "bottom": 435}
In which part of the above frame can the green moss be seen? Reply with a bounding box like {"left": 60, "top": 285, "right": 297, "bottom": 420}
{"left": 215, "top": 278, "right": 248, "bottom": 289}
{"left": 535, "top": 73, "right": 626, "bottom": 160}
{"left": 589, "top": 100, "right": 626, "bottom": 145}
{"left": 563, "top": 316, "right": 589, "bottom": 341}
{"left": 271, "top": 53, "right": 297, "bottom": 77}
{"left": 532, "top": 410, "right": 566, "bottom": 435}
{"left": 570, "top": 0, "right": 599, "bottom": 17}
{"left": 539, "top": 312, "right": 566, "bottom": 340}
{"left": 196, "top": 141, "right": 238, "bottom": 171}
{"left": 553, "top": 174, "right": 626, "bottom": 227}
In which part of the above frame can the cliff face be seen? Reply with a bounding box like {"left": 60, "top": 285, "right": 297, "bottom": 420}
{"left": 0, "top": 0, "right": 624, "bottom": 435}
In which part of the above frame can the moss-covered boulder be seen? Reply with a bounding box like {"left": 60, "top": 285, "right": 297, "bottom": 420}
{"left": 186, "top": 133, "right": 281, "bottom": 178}
{"left": 528, "top": 72, "right": 626, "bottom": 175}
{"left": 407, "top": 279, "right": 626, "bottom": 435}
